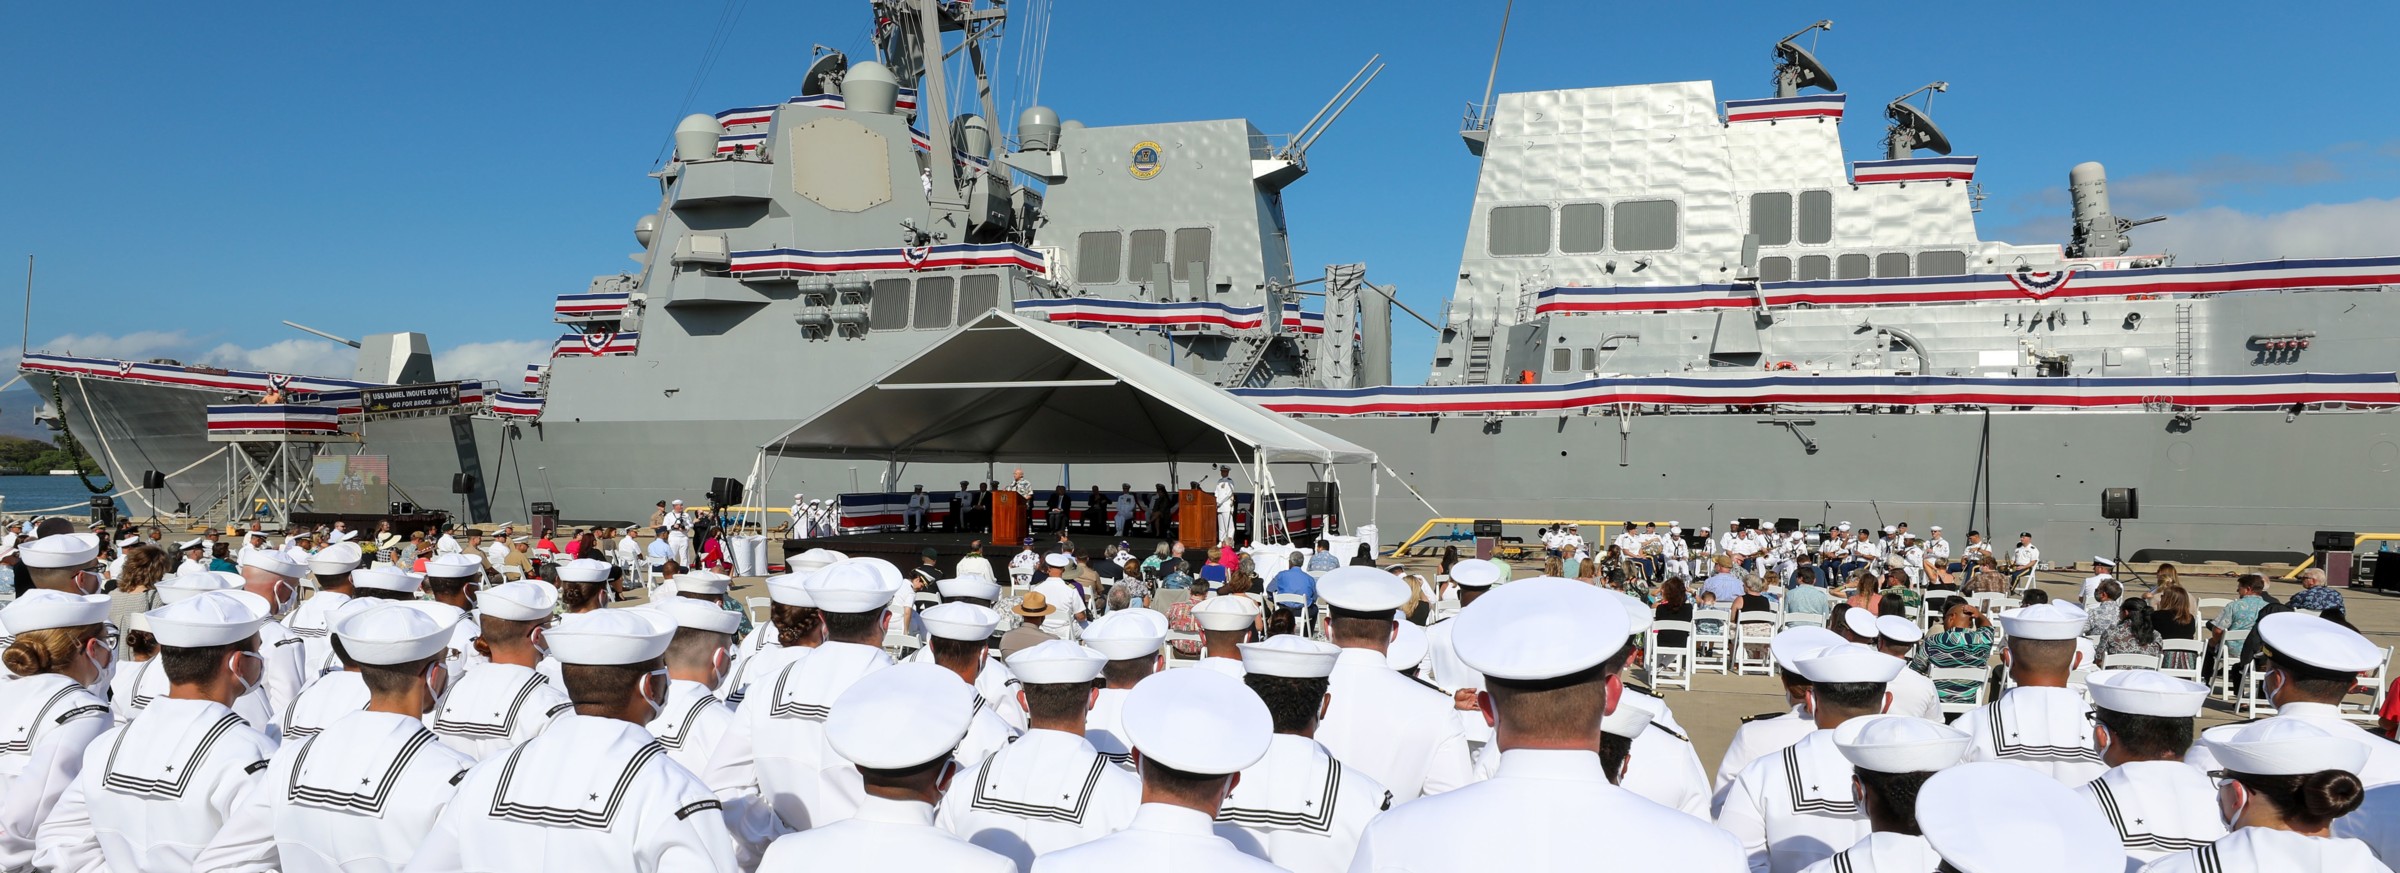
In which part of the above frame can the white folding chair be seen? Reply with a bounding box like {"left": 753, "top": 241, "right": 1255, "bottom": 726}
{"left": 2102, "top": 653, "right": 2161, "bottom": 671}
{"left": 1930, "top": 666, "right": 1990, "bottom": 718}
{"left": 1969, "top": 592, "right": 2019, "bottom": 614}
{"left": 2161, "top": 638, "right": 2207, "bottom": 684}
{"left": 881, "top": 629, "right": 922, "bottom": 658}
{"left": 745, "top": 596, "right": 772, "bottom": 625}
{"left": 1153, "top": 587, "right": 1192, "bottom": 610}
{"left": 1734, "top": 611, "right": 1778, "bottom": 675}
{"left": 1431, "top": 597, "right": 1462, "bottom": 622}
{"left": 1164, "top": 630, "right": 1203, "bottom": 668}
{"left": 2346, "top": 647, "right": 2394, "bottom": 724}
{"left": 496, "top": 563, "right": 527, "bottom": 583}
{"left": 2213, "top": 630, "right": 2251, "bottom": 698}
{"left": 1691, "top": 609, "right": 1733, "bottom": 675}
{"left": 1646, "top": 621, "right": 1696, "bottom": 691}
{"left": 1779, "top": 613, "right": 1827, "bottom": 631}
{"left": 2196, "top": 598, "right": 2231, "bottom": 627}
{"left": 2236, "top": 662, "right": 2277, "bottom": 717}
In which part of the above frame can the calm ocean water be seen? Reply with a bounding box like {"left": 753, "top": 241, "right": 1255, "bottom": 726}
{"left": 0, "top": 475, "right": 124, "bottom": 517}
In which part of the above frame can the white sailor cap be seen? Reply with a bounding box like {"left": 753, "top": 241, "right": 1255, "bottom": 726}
{"left": 115, "top": 534, "right": 142, "bottom": 548}
{"left": 2092, "top": 556, "right": 2115, "bottom": 568}
{"left": 1454, "top": 577, "right": 1629, "bottom": 681}
{"left": 1193, "top": 595, "right": 1259, "bottom": 632}
{"left": 557, "top": 558, "right": 614, "bottom": 584}
{"left": 1319, "top": 565, "right": 1410, "bottom": 613}
{"left": 1791, "top": 643, "right": 1905, "bottom": 684}
{"left": 1873, "top": 615, "right": 1924, "bottom": 644}
{"left": 327, "top": 595, "right": 389, "bottom": 631}
{"left": 1387, "top": 619, "right": 1430, "bottom": 672}
{"left": 1840, "top": 608, "right": 1881, "bottom": 640}
{"left": 333, "top": 601, "right": 458, "bottom": 665}
{"left": 919, "top": 602, "right": 1001, "bottom": 642}
{"left": 788, "top": 548, "right": 847, "bottom": 573}
{"left": 1082, "top": 609, "right": 1169, "bottom": 661}
{"left": 1771, "top": 626, "right": 1846, "bottom": 672}
{"left": 20, "top": 533, "right": 100, "bottom": 569}
{"left": 1042, "top": 552, "right": 1073, "bottom": 569}
{"left": 1881, "top": 525, "right": 1895, "bottom": 534}
{"left": 765, "top": 570, "right": 816, "bottom": 608}
{"left": 805, "top": 558, "right": 903, "bottom": 614}
{"left": 2214, "top": 718, "right": 2370, "bottom": 776}
{"left": 423, "top": 554, "right": 484, "bottom": 579}
{"left": 1996, "top": 603, "right": 2086, "bottom": 640}
{"left": 793, "top": 493, "right": 804, "bottom": 500}
{"left": 177, "top": 537, "right": 206, "bottom": 551}
{"left": 1834, "top": 714, "right": 1971, "bottom": 774}
{"left": 1599, "top": 693, "right": 1657, "bottom": 740}
{"left": 828, "top": 663, "right": 978, "bottom": 770}
{"left": 674, "top": 570, "right": 731, "bottom": 595}
{"left": 352, "top": 567, "right": 423, "bottom": 594}
{"left": 157, "top": 570, "right": 245, "bottom": 604}
{"left": 1122, "top": 668, "right": 1272, "bottom": 775}
{"left": 2257, "top": 611, "right": 2386, "bottom": 674}
{"left": 649, "top": 598, "right": 740, "bottom": 635}
{"left": 1239, "top": 634, "right": 1339, "bottom": 678}
{"left": 1008, "top": 639, "right": 1108, "bottom": 685}
{"left": 546, "top": 608, "right": 675, "bottom": 665}
{"left": 239, "top": 549, "right": 305, "bottom": 579}
{"left": 1449, "top": 558, "right": 1501, "bottom": 589}
{"left": 1837, "top": 521, "right": 1851, "bottom": 531}
{"left": 1930, "top": 525, "right": 1943, "bottom": 531}
{"left": 1599, "top": 588, "right": 1651, "bottom": 636}
{"left": 146, "top": 591, "right": 266, "bottom": 648}
{"left": 477, "top": 580, "right": 559, "bottom": 622}
{"left": 937, "top": 573, "right": 1002, "bottom": 602}
{"left": 1919, "top": 762, "right": 2125, "bottom": 873}
{"left": 309, "top": 541, "right": 362, "bottom": 576}
{"left": 0, "top": 590, "right": 109, "bottom": 635}
{"left": 2084, "top": 669, "right": 2209, "bottom": 718}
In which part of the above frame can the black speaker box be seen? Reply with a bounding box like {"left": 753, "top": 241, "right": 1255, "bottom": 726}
{"left": 710, "top": 477, "right": 744, "bottom": 505}
{"left": 141, "top": 470, "right": 166, "bottom": 490}
{"left": 2315, "top": 530, "right": 2357, "bottom": 552}
{"left": 2101, "top": 487, "right": 2139, "bottom": 520}
{"left": 452, "top": 473, "right": 477, "bottom": 495}
{"left": 1472, "top": 519, "right": 1503, "bottom": 538}
{"left": 1306, "top": 481, "right": 1339, "bottom": 518}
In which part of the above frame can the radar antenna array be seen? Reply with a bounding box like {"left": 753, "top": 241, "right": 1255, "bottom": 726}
{"left": 800, "top": 49, "right": 849, "bottom": 99}
{"left": 1772, "top": 20, "right": 1836, "bottom": 98}
{"left": 1883, "top": 82, "right": 1952, "bottom": 159}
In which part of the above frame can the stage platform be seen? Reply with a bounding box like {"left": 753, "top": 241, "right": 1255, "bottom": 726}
{"left": 779, "top": 524, "right": 1227, "bottom": 572}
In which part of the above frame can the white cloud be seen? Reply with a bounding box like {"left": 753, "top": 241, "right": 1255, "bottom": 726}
{"left": 31, "top": 329, "right": 197, "bottom": 363}
{"left": 434, "top": 340, "right": 552, "bottom": 382}
{"left": 18, "top": 329, "right": 552, "bottom": 385}
{"left": 2139, "top": 197, "right": 2400, "bottom": 264}
{"left": 199, "top": 338, "right": 354, "bottom": 376}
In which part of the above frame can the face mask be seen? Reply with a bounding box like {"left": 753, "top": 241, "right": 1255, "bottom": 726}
{"left": 83, "top": 636, "right": 117, "bottom": 693}
{"left": 2219, "top": 780, "right": 2248, "bottom": 829}
{"left": 272, "top": 580, "right": 298, "bottom": 616}
{"left": 230, "top": 650, "right": 266, "bottom": 697}
{"left": 423, "top": 663, "right": 452, "bottom": 714}
{"left": 73, "top": 570, "right": 102, "bottom": 596}
{"left": 638, "top": 668, "right": 671, "bottom": 722}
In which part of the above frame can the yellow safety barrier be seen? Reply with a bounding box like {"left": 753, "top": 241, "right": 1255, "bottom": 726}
{"left": 1387, "top": 518, "right": 1681, "bottom": 558}
{"left": 2281, "top": 533, "right": 2400, "bottom": 580}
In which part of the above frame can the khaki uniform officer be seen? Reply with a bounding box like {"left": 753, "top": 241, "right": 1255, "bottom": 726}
{"left": 2075, "top": 670, "right": 2225, "bottom": 867}
{"left": 1031, "top": 668, "right": 1284, "bottom": 873}
{"left": 1216, "top": 634, "right": 1392, "bottom": 873}
{"left": 1794, "top": 715, "right": 1971, "bottom": 873}
{"left": 938, "top": 640, "right": 1141, "bottom": 871}
{"left": 1313, "top": 566, "right": 1474, "bottom": 801}
{"left": 1918, "top": 762, "right": 2124, "bottom": 873}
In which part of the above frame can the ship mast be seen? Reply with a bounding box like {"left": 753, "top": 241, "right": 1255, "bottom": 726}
{"left": 882, "top": 0, "right": 1008, "bottom": 238}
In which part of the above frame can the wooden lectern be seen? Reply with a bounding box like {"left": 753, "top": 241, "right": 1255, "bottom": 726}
{"left": 991, "top": 491, "right": 1028, "bottom": 546}
{"left": 1178, "top": 488, "right": 1216, "bottom": 552}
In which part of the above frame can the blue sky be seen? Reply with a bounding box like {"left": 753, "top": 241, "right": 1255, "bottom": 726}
{"left": 4, "top": 0, "right": 2397, "bottom": 384}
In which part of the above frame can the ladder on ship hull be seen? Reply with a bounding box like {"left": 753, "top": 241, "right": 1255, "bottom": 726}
{"left": 1226, "top": 336, "right": 1279, "bottom": 389}
{"left": 1463, "top": 335, "right": 1494, "bottom": 384}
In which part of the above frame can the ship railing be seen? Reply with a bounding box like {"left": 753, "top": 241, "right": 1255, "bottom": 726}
{"left": 1460, "top": 101, "right": 1494, "bottom": 136}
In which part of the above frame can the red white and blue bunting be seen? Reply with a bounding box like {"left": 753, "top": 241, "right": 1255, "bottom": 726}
{"left": 521, "top": 363, "right": 546, "bottom": 390}
{"left": 491, "top": 393, "right": 545, "bottom": 418}
{"left": 204, "top": 404, "right": 344, "bottom": 434}
{"left": 552, "top": 331, "right": 641, "bottom": 358}
{"left": 1853, "top": 156, "right": 1977, "bottom": 184}
{"left": 1533, "top": 255, "right": 2400, "bottom": 314}
{"left": 1013, "top": 298, "right": 1327, "bottom": 335}
{"left": 1724, "top": 94, "right": 1846, "bottom": 123}
{"left": 1231, "top": 371, "right": 2400, "bottom": 416}
{"left": 728, "top": 242, "right": 1044, "bottom": 279}
{"left": 21, "top": 354, "right": 493, "bottom": 415}
{"left": 554, "top": 291, "right": 631, "bottom": 320}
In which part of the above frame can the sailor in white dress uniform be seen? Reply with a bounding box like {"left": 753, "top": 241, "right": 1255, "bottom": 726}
{"left": 912, "top": 602, "right": 1020, "bottom": 768}
{"left": 1718, "top": 644, "right": 1902, "bottom": 873}
{"left": 722, "top": 555, "right": 841, "bottom": 706}
{"left": 1214, "top": 467, "right": 1237, "bottom": 543}
{"left": 408, "top": 608, "right": 740, "bottom": 873}
{"left": 755, "top": 663, "right": 1015, "bottom": 872}
{"left": 1954, "top": 603, "right": 2107, "bottom": 786}
{"left": 427, "top": 579, "right": 569, "bottom": 761}
{"left": 1869, "top": 616, "right": 1942, "bottom": 722}
{"left": 193, "top": 600, "right": 474, "bottom": 873}
{"left": 231, "top": 550, "right": 318, "bottom": 735}
{"left": 902, "top": 575, "right": 1028, "bottom": 730}
{"left": 277, "top": 598, "right": 390, "bottom": 741}
{"left": 1211, "top": 635, "right": 1392, "bottom": 873}
{"left": 1348, "top": 578, "right": 1746, "bottom": 872}
{"left": 1599, "top": 692, "right": 1714, "bottom": 819}
{"left": 283, "top": 542, "right": 362, "bottom": 675}
{"left": 2139, "top": 719, "right": 2393, "bottom": 873}
{"left": 1716, "top": 626, "right": 1847, "bottom": 808}
{"left": 1031, "top": 668, "right": 1284, "bottom": 873}
{"left": 34, "top": 592, "right": 280, "bottom": 873}
{"left": 937, "top": 640, "right": 1141, "bottom": 871}
{"left": 0, "top": 591, "right": 117, "bottom": 871}
{"left": 1918, "top": 762, "right": 2128, "bottom": 873}
{"left": 1077, "top": 610, "right": 1169, "bottom": 770}
{"left": 130, "top": 573, "right": 282, "bottom": 733}
{"left": 644, "top": 599, "right": 740, "bottom": 777}
{"left": 1312, "top": 566, "right": 1474, "bottom": 801}
{"left": 2074, "top": 670, "right": 2226, "bottom": 868}
{"left": 1793, "top": 715, "right": 1971, "bottom": 873}
{"left": 1191, "top": 595, "right": 1258, "bottom": 680}
{"left": 175, "top": 537, "right": 214, "bottom": 577}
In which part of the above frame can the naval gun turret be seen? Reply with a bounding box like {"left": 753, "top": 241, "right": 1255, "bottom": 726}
{"left": 2065, "top": 162, "right": 2167, "bottom": 258}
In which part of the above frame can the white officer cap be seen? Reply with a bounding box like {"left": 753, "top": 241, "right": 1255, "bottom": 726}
{"left": 477, "top": 580, "right": 559, "bottom": 622}
{"left": 1239, "top": 634, "right": 1339, "bottom": 678}
{"left": 1454, "top": 577, "right": 1629, "bottom": 681}
{"left": 1122, "top": 668, "right": 1272, "bottom": 775}
{"left": 0, "top": 590, "right": 110, "bottom": 635}
{"left": 1599, "top": 693, "right": 1657, "bottom": 740}
{"left": 1837, "top": 522, "right": 1851, "bottom": 531}
{"left": 2257, "top": 612, "right": 2386, "bottom": 674}
{"left": 19, "top": 533, "right": 100, "bottom": 569}
{"left": 1318, "top": 565, "right": 1410, "bottom": 613}
{"left": 1193, "top": 595, "right": 1258, "bottom": 632}
{"left": 2092, "top": 556, "right": 2115, "bottom": 568}
{"left": 238, "top": 549, "right": 305, "bottom": 579}
{"left": 146, "top": 591, "right": 266, "bottom": 648}
{"left": 112, "top": 534, "right": 140, "bottom": 549}
{"left": 651, "top": 598, "right": 741, "bottom": 635}
{"left": 788, "top": 548, "right": 847, "bottom": 572}
{"left": 177, "top": 537, "right": 206, "bottom": 551}
{"left": 2213, "top": 718, "right": 2370, "bottom": 776}
{"left": 1873, "top": 615, "right": 1924, "bottom": 644}
{"left": 1840, "top": 608, "right": 1881, "bottom": 640}
{"left": 1042, "top": 552, "right": 1073, "bottom": 569}
{"left": 919, "top": 602, "right": 1001, "bottom": 642}
{"left": 1449, "top": 558, "right": 1502, "bottom": 589}
{"left": 765, "top": 570, "right": 816, "bottom": 608}
{"left": 2084, "top": 669, "right": 2209, "bottom": 718}
{"left": 352, "top": 567, "right": 423, "bottom": 594}
{"left": 422, "top": 554, "right": 484, "bottom": 579}
{"left": 1930, "top": 525, "right": 1942, "bottom": 531}
{"left": 1791, "top": 643, "right": 1905, "bottom": 684}
{"left": 1919, "top": 762, "right": 2125, "bottom": 873}
{"left": 333, "top": 601, "right": 458, "bottom": 665}
{"left": 309, "top": 541, "right": 362, "bottom": 576}
{"left": 545, "top": 608, "right": 676, "bottom": 665}
{"left": 1771, "top": 626, "right": 1846, "bottom": 672}
{"left": 1835, "top": 714, "right": 1971, "bottom": 774}
{"left": 1599, "top": 588, "right": 1651, "bottom": 636}
{"left": 827, "top": 663, "right": 977, "bottom": 770}
{"left": 157, "top": 570, "right": 245, "bottom": 604}
{"left": 805, "top": 558, "right": 903, "bottom": 614}
{"left": 937, "top": 573, "right": 1002, "bottom": 602}
{"left": 1996, "top": 603, "right": 2086, "bottom": 640}
{"left": 1881, "top": 525, "right": 1895, "bottom": 534}
{"left": 1082, "top": 609, "right": 1169, "bottom": 661}
{"left": 674, "top": 570, "right": 731, "bottom": 595}
{"left": 556, "top": 559, "right": 614, "bottom": 584}
{"left": 1008, "top": 639, "right": 1108, "bottom": 685}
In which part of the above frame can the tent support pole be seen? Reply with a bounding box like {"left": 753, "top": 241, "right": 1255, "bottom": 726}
{"left": 1370, "top": 461, "right": 1381, "bottom": 545}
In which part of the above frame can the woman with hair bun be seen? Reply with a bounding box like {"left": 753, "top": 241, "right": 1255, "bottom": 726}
{"left": 0, "top": 591, "right": 117, "bottom": 870}
{"left": 2141, "top": 719, "right": 2391, "bottom": 872}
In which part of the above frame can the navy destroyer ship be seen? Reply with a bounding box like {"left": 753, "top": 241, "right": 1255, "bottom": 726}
{"left": 24, "top": 15, "right": 2400, "bottom": 563}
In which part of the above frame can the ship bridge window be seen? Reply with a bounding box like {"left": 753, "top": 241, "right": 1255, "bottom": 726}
{"left": 1580, "top": 348, "right": 1598, "bottom": 370}
{"left": 869, "top": 278, "right": 911, "bottom": 331}
{"left": 1918, "top": 250, "right": 1967, "bottom": 276}
{"left": 1172, "top": 228, "right": 1213, "bottom": 285}
{"left": 958, "top": 273, "right": 1001, "bottom": 318}
{"left": 1837, "top": 253, "right": 1870, "bottom": 279}
{"left": 914, "top": 276, "right": 954, "bottom": 329}
{"left": 1127, "top": 230, "right": 1168, "bottom": 283}
{"left": 1488, "top": 206, "right": 1551, "bottom": 256}
{"left": 1874, "top": 253, "right": 1911, "bottom": 278}
{"left": 1798, "top": 190, "right": 1833, "bottom": 245}
{"left": 1758, "top": 257, "right": 1792, "bottom": 283}
{"left": 1552, "top": 348, "right": 1572, "bottom": 372}
{"left": 1749, "top": 193, "right": 1793, "bottom": 246}
{"left": 1077, "top": 231, "right": 1121, "bottom": 284}
{"left": 1558, "top": 203, "right": 1607, "bottom": 253}
{"left": 1798, "top": 255, "right": 1831, "bottom": 281}
{"left": 1613, "top": 200, "right": 1678, "bottom": 252}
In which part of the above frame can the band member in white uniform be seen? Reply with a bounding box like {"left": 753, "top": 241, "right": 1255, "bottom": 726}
{"left": 912, "top": 602, "right": 1019, "bottom": 769}
{"left": 194, "top": 599, "right": 473, "bottom": 872}
{"left": 1312, "top": 566, "right": 1473, "bottom": 801}
{"left": 34, "top": 592, "right": 278, "bottom": 873}
{"left": 1214, "top": 635, "right": 1392, "bottom": 873}
{"left": 1191, "top": 597, "right": 1258, "bottom": 679}
{"left": 0, "top": 591, "right": 116, "bottom": 871}
{"left": 1715, "top": 627, "right": 1846, "bottom": 808}
{"left": 644, "top": 599, "right": 740, "bottom": 777}
{"left": 1348, "top": 578, "right": 1746, "bottom": 872}
{"left": 1030, "top": 668, "right": 1282, "bottom": 873}
{"left": 410, "top": 608, "right": 739, "bottom": 873}
{"left": 1792, "top": 715, "right": 1970, "bottom": 873}
{"left": 1718, "top": 643, "right": 1902, "bottom": 873}
{"left": 427, "top": 579, "right": 567, "bottom": 760}
{"left": 2075, "top": 670, "right": 2226, "bottom": 867}
{"left": 721, "top": 567, "right": 826, "bottom": 707}
{"left": 937, "top": 640, "right": 1140, "bottom": 871}
{"left": 1077, "top": 610, "right": 1168, "bottom": 770}
{"left": 1918, "top": 764, "right": 2127, "bottom": 872}
{"left": 2139, "top": 719, "right": 2391, "bottom": 873}
{"left": 1955, "top": 603, "right": 2107, "bottom": 785}
{"left": 755, "top": 664, "right": 1015, "bottom": 872}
